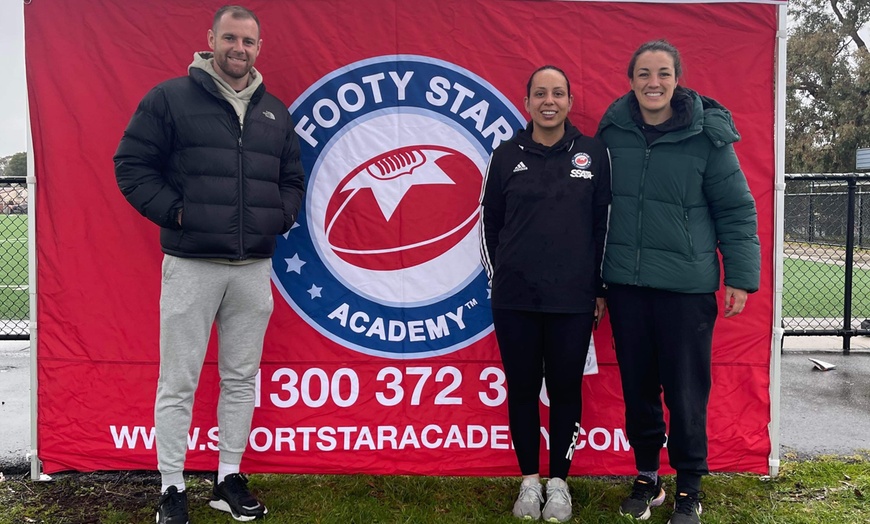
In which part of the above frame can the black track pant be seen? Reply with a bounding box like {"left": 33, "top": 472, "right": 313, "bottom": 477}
{"left": 607, "top": 284, "right": 717, "bottom": 494}
{"left": 492, "top": 308, "right": 594, "bottom": 479}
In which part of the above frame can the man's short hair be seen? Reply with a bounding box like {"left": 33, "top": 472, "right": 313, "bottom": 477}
{"left": 213, "top": 5, "right": 261, "bottom": 35}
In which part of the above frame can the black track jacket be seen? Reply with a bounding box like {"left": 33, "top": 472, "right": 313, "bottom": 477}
{"left": 479, "top": 121, "right": 611, "bottom": 313}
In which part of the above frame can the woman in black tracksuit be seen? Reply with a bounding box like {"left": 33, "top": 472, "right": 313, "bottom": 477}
{"left": 479, "top": 65, "right": 611, "bottom": 523}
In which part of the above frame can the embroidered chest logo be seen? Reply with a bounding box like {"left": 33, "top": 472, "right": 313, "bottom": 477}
{"left": 570, "top": 152, "right": 593, "bottom": 179}
{"left": 513, "top": 161, "right": 528, "bottom": 173}
{"left": 572, "top": 152, "right": 592, "bottom": 169}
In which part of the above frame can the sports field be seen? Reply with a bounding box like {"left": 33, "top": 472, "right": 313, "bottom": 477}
{"left": 782, "top": 257, "right": 870, "bottom": 319}
{"left": 0, "top": 214, "right": 29, "bottom": 321}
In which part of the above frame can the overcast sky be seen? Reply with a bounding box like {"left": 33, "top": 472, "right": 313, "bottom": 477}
{"left": 1, "top": 1, "right": 25, "bottom": 158}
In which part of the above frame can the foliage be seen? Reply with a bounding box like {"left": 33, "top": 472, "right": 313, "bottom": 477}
{"left": 3, "top": 152, "right": 27, "bottom": 178}
{"left": 787, "top": 0, "right": 870, "bottom": 173}
{"left": 0, "top": 456, "right": 868, "bottom": 523}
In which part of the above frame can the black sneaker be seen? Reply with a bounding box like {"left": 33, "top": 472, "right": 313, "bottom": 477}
{"left": 667, "top": 491, "right": 704, "bottom": 524}
{"left": 209, "top": 473, "right": 268, "bottom": 521}
{"left": 156, "top": 486, "right": 189, "bottom": 524}
{"left": 618, "top": 475, "right": 665, "bottom": 520}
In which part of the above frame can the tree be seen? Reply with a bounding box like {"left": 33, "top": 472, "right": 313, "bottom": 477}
{"left": 4, "top": 152, "right": 27, "bottom": 178}
{"left": 787, "top": 0, "right": 870, "bottom": 173}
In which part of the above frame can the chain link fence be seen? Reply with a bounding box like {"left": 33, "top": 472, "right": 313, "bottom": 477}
{"left": 0, "top": 177, "right": 29, "bottom": 339}
{"left": 784, "top": 174, "right": 870, "bottom": 353}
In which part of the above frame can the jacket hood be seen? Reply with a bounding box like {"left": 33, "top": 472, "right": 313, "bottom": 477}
{"left": 189, "top": 52, "right": 262, "bottom": 89}
{"left": 598, "top": 87, "right": 740, "bottom": 147}
{"left": 697, "top": 93, "right": 741, "bottom": 147}
{"left": 186, "top": 52, "right": 265, "bottom": 110}
{"left": 513, "top": 119, "right": 583, "bottom": 153}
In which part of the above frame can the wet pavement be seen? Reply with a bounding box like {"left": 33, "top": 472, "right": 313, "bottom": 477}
{"left": 1, "top": 336, "right": 868, "bottom": 474}
{"left": 778, "top": 336, "right": 870, "bottom": 457}
{"left": 0, "top": 338, "right": 29, "bottom": 471}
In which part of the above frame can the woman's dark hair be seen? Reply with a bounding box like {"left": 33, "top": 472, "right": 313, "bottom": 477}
{"left": 627, "top": 40, "right": 682, "bottom": 79}
{"left": 526, "top": 65, "right": 571, "bottom": 97}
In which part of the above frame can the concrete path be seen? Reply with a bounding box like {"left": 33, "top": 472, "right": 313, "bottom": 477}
{"left": 0, "top": 338, "right": 30, "bottom": 471}
{"left": 779, "top": 335, "right": 870, "bottom": 457}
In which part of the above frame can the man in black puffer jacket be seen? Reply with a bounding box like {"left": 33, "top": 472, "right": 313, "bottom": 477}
{"left": 114, "top": 6, "right": 304, "bottom": 523}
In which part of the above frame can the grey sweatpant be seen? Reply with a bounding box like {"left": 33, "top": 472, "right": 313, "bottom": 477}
{"left": 155, "top": 255, "right": 273, "bottom": 476}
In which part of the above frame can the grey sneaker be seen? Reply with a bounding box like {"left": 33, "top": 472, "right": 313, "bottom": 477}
{"left": 512, "top": 477, "right": 543, "bottom": 520}
{"left": 619, "top": 475, "right": 665, "bottom": 520}
{"left": 542, "top": 477, "right": 572, "bottom": 523}
{"left": 667, "top": 491, "right": 703, "bottom": 524}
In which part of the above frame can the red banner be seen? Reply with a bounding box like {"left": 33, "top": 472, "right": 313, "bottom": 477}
{"left": 26, "top": 0, "right": 777, "bottom": 475}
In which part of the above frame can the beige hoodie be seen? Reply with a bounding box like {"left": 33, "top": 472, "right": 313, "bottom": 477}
{"left": 189, "top": 52, "right": 263, "bottom": 128}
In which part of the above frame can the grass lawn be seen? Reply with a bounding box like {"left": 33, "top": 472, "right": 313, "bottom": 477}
{"left": 1, "top": 455, "right": 868, "bottom": 523}
{"left": 0, "top": 214, "right": 28, "bottom": 320}
{"left": 783, "top": 258, "right": 870, "bottom": 319}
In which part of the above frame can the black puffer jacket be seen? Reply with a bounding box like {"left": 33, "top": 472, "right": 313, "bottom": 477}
{"left": 114, "top": 67, "right": 305, "bottom": 259}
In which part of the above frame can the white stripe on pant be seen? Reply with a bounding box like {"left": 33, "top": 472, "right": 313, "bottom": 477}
{"left": 155, "top": 255, "right": 273, "bottom": 476}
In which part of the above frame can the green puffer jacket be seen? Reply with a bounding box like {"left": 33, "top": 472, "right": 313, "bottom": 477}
{"left": 597, "top": 89, "right": 760, "bottom": 294}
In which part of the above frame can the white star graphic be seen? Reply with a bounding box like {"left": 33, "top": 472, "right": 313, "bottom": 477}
{"left": 285, "top": 254, "right": 306, "bottom": 274}
{"left": 342, "top": 149, "right": 454, "bottom": 221}
{"left": 307, "top": 284, "right": 322, "bottom": 299}
{"left": 282, "top": 222, "right": 301, "bottom": 239}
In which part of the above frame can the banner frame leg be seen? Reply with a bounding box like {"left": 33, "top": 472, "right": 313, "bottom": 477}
{"left": 768, "top": 3, "right": 788, "bottom": 478}
{"left": 25, "top": 57, "right": 44, "bottom": 482}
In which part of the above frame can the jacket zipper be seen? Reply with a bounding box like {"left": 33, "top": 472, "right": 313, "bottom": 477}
{"left": 683, "top": 210, "right": 695, "bottom": 261}
{"left": 235, "top": 110, "right": 245, "bottom": 260}
{"left": 634, "top": 148, "right": 650, "bottom": 283}
{"left": 237, "top": 134, "right": 244, "bottom": 259}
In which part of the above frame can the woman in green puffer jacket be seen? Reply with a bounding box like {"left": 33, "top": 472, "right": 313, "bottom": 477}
{"left": 596, "top": 39, "right": 760, "bottom": 524}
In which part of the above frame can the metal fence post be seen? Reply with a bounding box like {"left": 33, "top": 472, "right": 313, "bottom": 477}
{"left": 808, "top": 182, "right": 815, "bottom": 243}
{"left": 842, "top": 177, "right": 856, "bottom": 354}
{"left": 860, "top": 188, "right": 866, "bottom": 249}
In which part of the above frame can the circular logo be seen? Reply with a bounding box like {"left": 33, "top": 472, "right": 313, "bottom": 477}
{"left": 273, "top": 55, "right": 525, "bottom": 358}
{"left": 572, "top": 152, "right": 592, "bottom": 169}
{"left": 324, "top": 145, "right": 480, "bottom": 271}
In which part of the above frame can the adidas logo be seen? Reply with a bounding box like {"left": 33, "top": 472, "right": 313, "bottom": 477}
{"left": 513, "top": 162, "right": 528, "bottom": 173}
{"left": 263, "top": 110, "right": 276, "bottom": 120}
